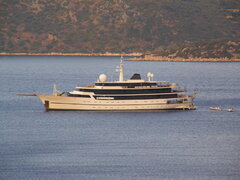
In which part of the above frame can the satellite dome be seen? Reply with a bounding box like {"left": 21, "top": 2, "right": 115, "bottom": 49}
{"left": 147, "top": 72, "right": 151, "bottom": 78}
{"left": 99, "top": 74, "right": 107, "bottom": 82}
{"left": 147, "top": 72, "right": 154, "bottom": 81}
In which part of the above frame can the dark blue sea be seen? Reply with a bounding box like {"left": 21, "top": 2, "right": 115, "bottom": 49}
{"left": 0, "top": 56, "right": 240, "bottom": 180}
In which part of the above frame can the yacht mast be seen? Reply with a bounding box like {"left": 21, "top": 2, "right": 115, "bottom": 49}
{"left": 118, "top": 56, "right": 124, "bottom": 81}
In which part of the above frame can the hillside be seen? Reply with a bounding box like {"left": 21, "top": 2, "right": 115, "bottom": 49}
{"left": 0, "top": 0, "right": 240, "bottom": 58}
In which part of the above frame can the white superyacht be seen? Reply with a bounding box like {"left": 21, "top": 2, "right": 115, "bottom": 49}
{"left": 21, "top": 57, "right": 196, "bottom": 111}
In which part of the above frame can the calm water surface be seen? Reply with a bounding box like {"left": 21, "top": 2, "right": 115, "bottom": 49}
{"left": 0, "top": 56, "right": 240, "bottom": 180}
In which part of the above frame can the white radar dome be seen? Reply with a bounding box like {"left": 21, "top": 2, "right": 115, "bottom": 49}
{"left": 99, "top": 74, "right": 107, "bottom": 82}
{"left": 147, "top": 72, "right": 151, "bottom": 78}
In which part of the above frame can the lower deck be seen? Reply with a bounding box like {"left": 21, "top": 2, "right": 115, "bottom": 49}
{"left": 37, "top": 94, "right": 195, "bottom": 111}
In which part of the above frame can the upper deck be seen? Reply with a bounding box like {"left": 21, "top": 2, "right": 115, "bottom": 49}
{"left": 94, "top": 80, "right": 172, "bottom": 88}
{"left": 74, "top": 81, "right": 178, "bottom": 95}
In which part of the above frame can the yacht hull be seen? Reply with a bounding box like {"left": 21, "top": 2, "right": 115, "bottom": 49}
{"left": 36, "top": 94, "right": 196, "bottom": 111}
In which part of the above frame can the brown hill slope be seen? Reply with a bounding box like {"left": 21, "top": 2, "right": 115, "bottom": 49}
{"left": 0, "top": 0, "right": 239, "bottom": 58}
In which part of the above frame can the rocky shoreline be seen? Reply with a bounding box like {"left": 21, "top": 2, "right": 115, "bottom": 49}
{"left": 128, "top": 55, "right": 240, "bottom": 62}
{"left": 0, "top": 52, "right": 142, "bottom": 57}
{"left": 1, "top": 53, "right": 240, "bottom": 62}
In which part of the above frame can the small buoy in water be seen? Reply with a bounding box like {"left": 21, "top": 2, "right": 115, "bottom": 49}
{"left": 209, "top": 107, "right": 221, "bottom": 111}
{"left": 227, "top": 108, "right": 234, "bottom": 112}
